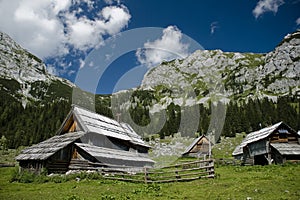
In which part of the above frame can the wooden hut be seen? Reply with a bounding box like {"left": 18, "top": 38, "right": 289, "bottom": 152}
{"left": 16, "top": 105, "right": 154, "bottom": 174}
{"left": 232, "top": 122, "right": 300, "bottom": 165}
{"left": 182, "top": 135, "right": 211, "bottom": 157}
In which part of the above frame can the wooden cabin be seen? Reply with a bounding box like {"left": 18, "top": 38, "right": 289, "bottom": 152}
{"left": 16, "top": 105, "right": 154, "bottom": 174}
{"left": 182, "top": 135, "right": 211, "bottom": 157}
{"left": 232, "top": 122, "right": 300, "bottom": 165}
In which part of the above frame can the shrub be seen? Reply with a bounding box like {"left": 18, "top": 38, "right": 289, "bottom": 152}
{"left": 10, "top": 167, "right": 36, "bottom": 183}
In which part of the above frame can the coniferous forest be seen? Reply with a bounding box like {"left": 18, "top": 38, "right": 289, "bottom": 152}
{"left": 0, "top": 92, "right": 299, "bottom": 149}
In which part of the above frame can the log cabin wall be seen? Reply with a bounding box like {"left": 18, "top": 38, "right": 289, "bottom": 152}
{"left": 45, "top": 144, "right": 74, "bottom": 174}
{"left": 270, "top": 128, "right": 299, "bottom": 144}
{"left": 19, "top": 160, "right": 45, "bottom": 174}
{"left": 190, "top": 138, "right": 209, "bottom": 154}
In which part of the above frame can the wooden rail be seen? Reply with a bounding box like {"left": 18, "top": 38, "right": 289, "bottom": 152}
{"left": 101, "top": 159, "right": 214, "bottom": 184}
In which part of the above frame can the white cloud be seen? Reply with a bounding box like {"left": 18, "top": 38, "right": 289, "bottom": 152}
{"left": 79, "top": 59, "right": 85, "bottom": 69}
{"left": 0, "top": 0, "right": 131, "bottom": 60}
{"left": 46, "top": 64, "right": 58, "bottom": 75}
{"left": 210, "top": 21, "right": 219, "bottom": 34}
{"left": 253, "top": 0, "right": 285, "bottom": 18}
{"left": 65, "top": 13, "right": 104, "bottom": 51}
{"left": 97, "top": 6, "right": 131, "bottom": 35}
{"left": 65, "top": 5, "right": 130, "bottom": 51}
{"left": 104, "top": 0, "right": 121, "bottom": 5}
{"left": 136, "top": 26, "right": 189, "bottom": 68}
{"left": 296, "top": 17, "right": 300, "bottom": 25}
{"left": 0, "top": 0, "right": 69, "bottom": 58}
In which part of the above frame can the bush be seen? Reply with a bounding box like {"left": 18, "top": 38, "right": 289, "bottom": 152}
{"left": 10, "top": 167, "right": 36, "bottom": 183}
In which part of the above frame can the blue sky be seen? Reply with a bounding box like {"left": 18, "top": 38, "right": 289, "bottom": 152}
{"left": 0, "top": 0, "right": 299, "bottom": 94}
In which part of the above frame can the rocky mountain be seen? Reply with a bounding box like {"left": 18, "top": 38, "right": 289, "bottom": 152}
{"left": 0, "top": 30, "right": 299, "bottom": 149}
{"left": 141, "top": 30, "right": 300, "bottom": 106}
{"left": 111, "top": 31, "right": 300, "bottom": 141}
{"left": 0, "top": 32, "right": 74, "bottom": 107}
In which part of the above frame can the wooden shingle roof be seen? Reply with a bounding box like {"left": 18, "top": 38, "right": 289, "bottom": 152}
{"left": 16, "top": 131, "right": 86, "bottom": 161}
{"left": 239, "top": 122, "right": 283, "bottom": 148}
{"left": 232, "top": 122, "right": 298, "bottom": 156}
{"left": 232, "top": 122, "right": 283, "bottom": 156}
{"left": 271, "top": 143, "right": 300, "bottom": 155}
{"left": 72, "top": 105, "right": 150, "bottom": 148}
{"left": 75, "top": 143, "right": 155, "bottom": 166}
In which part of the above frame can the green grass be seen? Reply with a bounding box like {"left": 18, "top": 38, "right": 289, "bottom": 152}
{"left": 1, "top": 164, "right": 300, "bottom": 200}
{"left": 212, "top": 133, "right": 246, "bottom": 159}
{"left": 0, "top": 149, "right": 18, "bottom": 164}
{"left": 1, "top": 136, "right": 299, "bottom": 199}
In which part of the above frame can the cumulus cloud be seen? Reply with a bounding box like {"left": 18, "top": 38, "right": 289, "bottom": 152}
{"left": 65, "top": 5, "right": 130, "bottom": 51}
{"left": 253, "top": 0, "right": 285, "bottom": 18}
{"left": 0, "top": 0, "right": 69, "bottom": 58}
{"left": 0, "top": 0, "right": 131, "bottom": 60}
{"left": 46, "top": 64, "right": 58, "bottom": 76}
{"left": 210, "top": 21, "right": 219, "bottom": 34}
{"left": 296, "top": 17, "right": 300, "bottom": 25}
{"left": 104, "top": 0, "right": 121, "bottom": 5}
{"left": 79, "top": 59, "right": 85, "bottom": 69}
{"left": 98, "top": 6, "right": 131, "bottom": 35}
{"left": 136, "top": 26, "right": 189, "bottom": 68}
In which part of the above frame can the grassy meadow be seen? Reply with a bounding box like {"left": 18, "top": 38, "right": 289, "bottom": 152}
{"left": 0, "top": 135, "right": 300, "bottom": 200}
{"left": 0, "top": 164, "right": 300, "bottom": 200}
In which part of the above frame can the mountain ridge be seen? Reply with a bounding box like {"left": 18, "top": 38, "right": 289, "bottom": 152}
{"left": 141, "top": 30, "right": 300, "bottom": 106}
{"left": 0, "top": 32, "right": 74, "bottom": 107}
{"left": 0, "top": 30, "right": 299, "bottom": 148}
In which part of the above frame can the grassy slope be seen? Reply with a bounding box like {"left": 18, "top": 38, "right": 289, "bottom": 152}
{"left": 0, "top": 165, "right": 300, "bottom": 200}
{"left": 212, "top": 133, "right": 246, "bottom": 159}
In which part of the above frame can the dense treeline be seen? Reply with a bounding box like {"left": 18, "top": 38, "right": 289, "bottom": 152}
{"left": 0, "top": 92, "right": 299, "bottom": 149}
{"left": 125, "top": 91, "right": 300, "bottom": 139}
{"left": 0, "top": 99, "right": 71, "bottom": 149}
{"left": 0, "top": 95, "right": 114, "bottom": 149}
{"left": 223, "top": 96, "right": 300, "bottom": 137}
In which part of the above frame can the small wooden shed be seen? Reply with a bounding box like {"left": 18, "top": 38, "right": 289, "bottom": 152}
{"left": 232, "top": 122, "right": 300, "bottom": 165}
{"left": 182, "top": 135, "right": 211, "bottom": 157}
{"left": 16, "top": 105, "right": 154, "bottom": 174}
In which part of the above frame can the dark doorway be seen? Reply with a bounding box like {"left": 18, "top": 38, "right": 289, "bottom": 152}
{"left": 254, "top": 154, "right": 268, "bottom": 165}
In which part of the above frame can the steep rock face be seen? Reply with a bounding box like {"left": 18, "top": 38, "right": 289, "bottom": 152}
{"left": 257, "top": 31, "right": 300, "bottom": 95}
{"left": 0, "top": 32, "right": 74, "bottom": 106}
{"left": 0, "top": 32, "right": 48, "bottom": 83}
{"left": 141, "top": 31, "right": 300, "bottom": 105}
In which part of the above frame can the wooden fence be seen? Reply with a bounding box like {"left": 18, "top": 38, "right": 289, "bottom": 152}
{"left": 101, "top": 159, "right": 214, "bottom": 183}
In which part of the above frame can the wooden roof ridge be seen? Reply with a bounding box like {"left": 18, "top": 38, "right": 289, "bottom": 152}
{"left": 55, "top": 104, "right": 150, "bottom": 148}
{"left": 72, "top": 105, "right": 151, "bottom": 148}
{"left": 55, "top": 104, "right": 88, "bottom": 135}
{"left": 182, "top": 135, "right": 210, "bottom": 155}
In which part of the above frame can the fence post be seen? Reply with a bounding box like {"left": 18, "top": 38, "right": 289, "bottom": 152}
{"left": 144, "top": 167, "right": 148, "bottom": 184}
{"left": 175, "top": 165, "right": 179, "bottom": 180}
